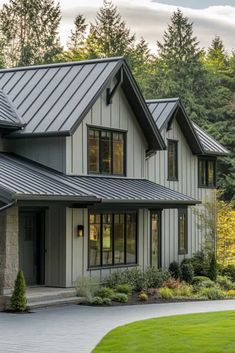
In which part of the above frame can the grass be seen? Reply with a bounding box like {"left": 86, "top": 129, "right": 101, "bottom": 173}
{"left": 93, "top": 311, "right": 235, "bottom": 353}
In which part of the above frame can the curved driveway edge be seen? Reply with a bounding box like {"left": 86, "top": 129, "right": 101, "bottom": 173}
{"left": 1, "top": 300, "right": 235, "bottom": 353}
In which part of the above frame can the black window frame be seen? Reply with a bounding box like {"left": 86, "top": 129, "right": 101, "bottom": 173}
{"left": 198, "top": 157, "right": 216, "bottom": 188}
{"left": 88, "top": 211, "right": 138, "bottom": 269}
{"left": 167, "top": 139, "right": 178, "bottom": 181}
{"left": 87, "top": 126, "right": 126, "bottom": 176}
{"left": 178, "top": 208, "right": 188, "bottom": 255}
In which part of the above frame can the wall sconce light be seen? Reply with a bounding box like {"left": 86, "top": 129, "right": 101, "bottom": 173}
{"left": 77, "top": 225, "right": 84, "bottom": 237}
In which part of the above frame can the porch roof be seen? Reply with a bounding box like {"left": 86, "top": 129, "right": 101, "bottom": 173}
{"left": 0, "top": 153, "right": 199, "bottom": 206}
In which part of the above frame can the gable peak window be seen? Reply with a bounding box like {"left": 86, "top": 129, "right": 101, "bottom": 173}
{"left": 168, "top": 140, "right": 178, "bottom": 180}
{"left": 198, "top": 158, "right": 216, "bottom": 188}
{"left": 88, "top": 127, "right": 125, "bottom": 176}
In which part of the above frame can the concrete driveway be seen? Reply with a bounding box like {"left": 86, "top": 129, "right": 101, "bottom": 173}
{"left": 0, "top": 300, "right": 235, "bottom": 353}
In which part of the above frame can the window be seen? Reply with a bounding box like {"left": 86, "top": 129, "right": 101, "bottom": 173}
{"left": 178, "top": 208, "right": 188, "bottom": 255}
{"left": 168, "top": 140, "right": 178, "bottom": 180}
{"left": 150, "top": 212, "right": 161, "bottom": 268}
{"left": 88, "top": 212, "right": 137, "bottom": 268}
{"left": 198, "top": 158, "right": 216, "bottom": 188}
{"left": 88, "top": 127, "right": 125, "bottom": 175}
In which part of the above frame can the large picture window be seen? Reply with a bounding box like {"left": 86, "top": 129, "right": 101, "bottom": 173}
{"left": 198, "top": 158, "right": 216, "bottom": 188}
{"left": 168, "top": 140, "right": 178, "bottom": 180}
{"left": 89, "top": 212, "right": 137, "bottom": 268}
{"left": 88, "top": 127, "right": 125, "bottom": 175}
{"left": 178, "top": 208, "right": 188, "bottom": 255}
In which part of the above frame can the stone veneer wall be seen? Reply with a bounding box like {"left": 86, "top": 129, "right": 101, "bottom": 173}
{"left": 0, "top": 206, "right": 19, "bottom": 309}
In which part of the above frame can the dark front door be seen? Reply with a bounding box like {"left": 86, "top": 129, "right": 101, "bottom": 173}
{"left": 150, "top": 211, "right": 161, "bottom": 268}
{"left": 19, "top": 210, "right": 45, "bottom": 286}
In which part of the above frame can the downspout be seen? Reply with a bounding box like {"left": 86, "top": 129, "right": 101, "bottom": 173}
{"left": 0, "top": 200, "right": 17, "bottom": 213}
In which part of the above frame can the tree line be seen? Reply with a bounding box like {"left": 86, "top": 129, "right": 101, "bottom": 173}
{"left": 0, "top": 0, "right": 234, "bottom": 202}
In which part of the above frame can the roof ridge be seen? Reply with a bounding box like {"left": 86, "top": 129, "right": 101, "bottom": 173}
{"left": 146, "top": 98, "right": 180, "bottom": 103}
{"left": 0, "top": 57, "right": 125, "bottom": 73}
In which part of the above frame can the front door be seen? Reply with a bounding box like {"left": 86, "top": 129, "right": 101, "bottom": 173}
{"left": 150, "top": 211, "right": 161, "bottom": 268}
{"left": 19, "top": 210, "right": 45, "bottom": 286}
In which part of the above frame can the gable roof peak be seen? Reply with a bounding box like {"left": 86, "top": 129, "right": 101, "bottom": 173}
{"left": 0, "top": 56, "right": 125, "bottom": 74}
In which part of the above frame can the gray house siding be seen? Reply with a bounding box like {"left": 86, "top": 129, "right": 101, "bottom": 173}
{"left": 66, "top": 86, "right": 147, "bottom": 178}
{"left": 6, "top": 137, "right": 66, "bottom": 173}
{"left": 147, "top": 118, "right": 215, "bottom": 267}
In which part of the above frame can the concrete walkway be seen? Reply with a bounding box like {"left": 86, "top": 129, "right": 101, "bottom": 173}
{"left": 0, "top": 300, "right": 235, "bottom": 353}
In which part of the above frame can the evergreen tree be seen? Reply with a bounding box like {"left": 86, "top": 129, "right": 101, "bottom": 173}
{"left": 86, "top": 0, "right": 135, "bottom": 58}
{"left": 146, "top": 9, "right": 212, "bottom": 125}
{"left": 10, "top": 270, "right": 27, "bottom": 312}
{"left": 64, "top": 14, "right": 88, "bottom": 61}
{"left": 0, "top": 0, "right": 62, "bottom": 67}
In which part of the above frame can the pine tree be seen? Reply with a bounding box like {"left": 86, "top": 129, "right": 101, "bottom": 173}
{"left": 86, "top": 0, "right": 135, "bottom": 58}
{"left": 0, "top": 0, "right": 62, "bottom": 67}
{"left": 10, "top": 270, "right": 27, "bottom": 312}
{"left": 146, "top": 9, "right": 212, "bottom": 125}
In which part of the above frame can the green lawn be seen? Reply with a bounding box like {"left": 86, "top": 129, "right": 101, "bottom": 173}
{"left": 93, "top": 311, "right": 235, "bottom": 353}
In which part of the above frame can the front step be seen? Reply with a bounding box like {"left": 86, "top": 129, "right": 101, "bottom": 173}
{"left": 28, "top": 296, "right": 83, "bottom": 310}
{"left": 4, "top": 287, "right": 85, "bottom": 310}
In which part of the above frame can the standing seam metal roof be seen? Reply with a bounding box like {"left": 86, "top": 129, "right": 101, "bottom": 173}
{"left": 0, "top": 153, "right": 199, "bottom": 205}
{"left": 146, "top": 98, "right": 229, "bottom": 156}
{"left": 0, "top": 90, "right": 23, "bottom": 128}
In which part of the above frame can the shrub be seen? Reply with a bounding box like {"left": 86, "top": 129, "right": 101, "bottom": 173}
{"left": 115, "top": 284, "right": 133, "bottom": 296}
{"left": 112, "top": 293, "right": 128, "bottom": 303}
{"left": 199, "top": 287, "right": 224, "bottom": 300}
{"left": 169, "top": 261, "right": 181, "bottom": 279}
{"left": 162, "top": 278, "right": 181, "bottom": 289}
{"left": 143, "top": 267, "right": 170, "bottom": 289}
{"left": 158, "top": 287, "right": 173, "bottom": 299}
{"left": 174, "top": 283, "right": 193, "bottom": 297}
{"left": 208, "top": 253, "right": 217, "bottom": 281}
{"left": 95, "top": 287, "right": 115, "bottom": 299}
{"left": 216, "top": 276, "right": 233, "bottom": 290}
{"left": 193, "top": 276, "right": 211, "bottom": 285}
{"left": 194, "top": 279, "right": 215, "bottom": 289}
{"left": 191, "top": 252, "right": 209, "bottom": 276}
{"left": 180, "top": 262, "right": 194, "bottom": 284}
{"left": 225, "top": 289, "right": 235, "bottom": 298}
{"left": 90, "top": 296, "right": 103, "bottom": 305}
{"left": 138, "top": 292, "right": 148, "bottom": 301}
{"left": 221, "top": 265, "right": 235, "bottom": 282}
{"left": 75, "top": 277, "right": 99, "bottom": 302}
{"left": 10, "top": 270, "right": 27, "bottom": 312}
{"left": 105, "top": 268, "right": 143, "bottom": 291}
{"left": 102, "top": 297, "right": 112, "bottom": 305}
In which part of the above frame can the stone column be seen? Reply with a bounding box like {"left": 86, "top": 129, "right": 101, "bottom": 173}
{"left": 0, "top": 206, "right": 19, "bottom": 295}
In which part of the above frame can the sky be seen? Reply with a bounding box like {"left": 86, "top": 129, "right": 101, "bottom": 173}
{"left": 0, "top": 0, "right": 235, "bottom": 53}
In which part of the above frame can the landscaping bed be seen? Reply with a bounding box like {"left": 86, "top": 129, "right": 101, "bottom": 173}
{"left": 76, "top": 253, "right": 235, "bottom": 307}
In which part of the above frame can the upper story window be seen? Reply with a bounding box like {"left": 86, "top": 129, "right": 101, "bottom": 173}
{"left": 168, "top": 140, "right": 178, "bottom": 180}
{"left": 198, "top": 158, "right": 216, "bottom": 188}
{"left": 88, "top": 127, "right": 126, "bottom": 176}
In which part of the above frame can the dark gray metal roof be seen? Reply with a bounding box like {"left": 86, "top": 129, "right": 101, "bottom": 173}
{"left": 192, "top": 122, "right": 229, "bottom": 156}
{"left": 61, "top": 175, "right": 199, "bottom": 206}
{"left": 146, "top": 98, "right": 203, "bottom": 155}
{"left": 0, "top": 58, "right": 165, "bottom": 151}
{"left": 0, "top": 90, "right": 23, "bottom": 128}
{"left": 0, "top": 153, "right": 99, "bottom": 203}
{"left": 147, "top": 98, "right": 179, "bottom": 130}
{"left": 0, "top": 153, "right": 198, "bottom": 206}
{"left": 146, "top": 98, "right": 229, "bottom": 156}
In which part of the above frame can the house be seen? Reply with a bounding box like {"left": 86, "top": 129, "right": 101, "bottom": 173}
{"left": 0, "top": 57, "right": 228, "bottom": 308}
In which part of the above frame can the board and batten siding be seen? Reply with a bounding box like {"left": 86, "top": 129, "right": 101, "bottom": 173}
{"left": 5, "top": 137, "right": 66, "bottom": 173}
{"left": 146, "top": 118, "right": 216, "bottom": 267}
{"left": 66, "top": 85, "right": 147, "bottom": 177}
{"left": 64, "top": 207, "right": 150, "bottom": 285}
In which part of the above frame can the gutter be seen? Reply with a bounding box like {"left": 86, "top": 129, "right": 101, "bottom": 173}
{"left": 0, "top": 200, "right": 17, "bottom": 213}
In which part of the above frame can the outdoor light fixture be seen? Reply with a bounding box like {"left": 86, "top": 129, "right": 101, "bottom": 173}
{"left": 77, "top": 225, "right": 84, "bottom": 237}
